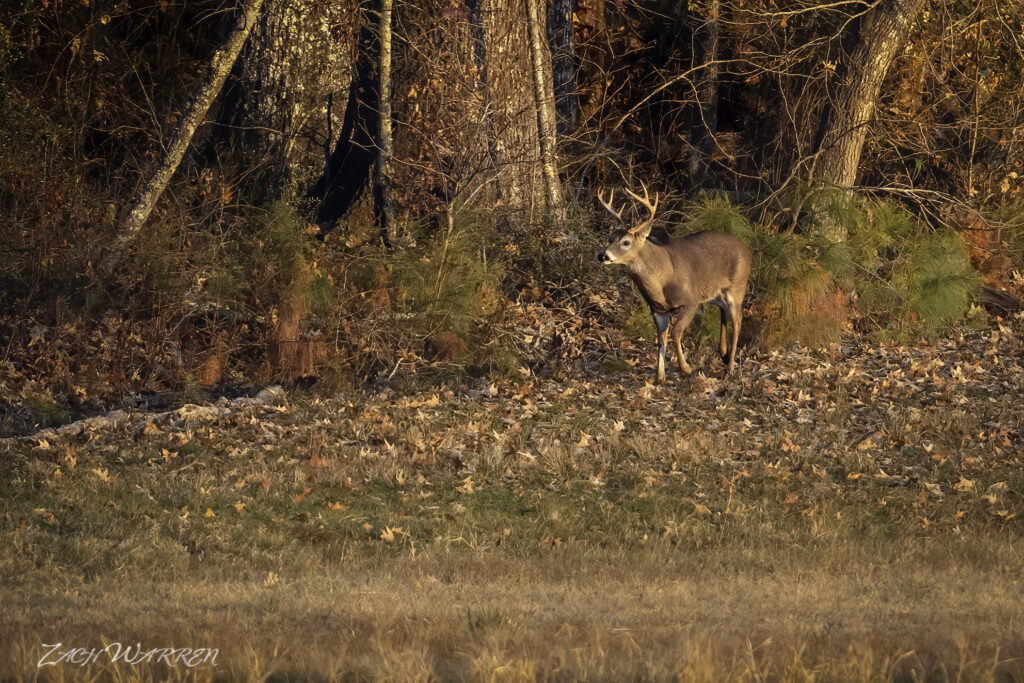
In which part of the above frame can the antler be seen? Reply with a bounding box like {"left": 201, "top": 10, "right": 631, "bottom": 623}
{"left": 597, "top": 189, "right": 625, "bottom": 223}
{"left": 624, "top": 182, "right": 659, "bottom": 235}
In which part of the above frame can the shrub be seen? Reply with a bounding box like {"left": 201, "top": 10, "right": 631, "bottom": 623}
{"left": 391, "top": 210, "right": 504, "bottom": 337}
{"left": 678, "top": 193, "right": 757, "bottom": 243}
{"left": 909, "top": 231, "right": 980, "bottom": 332}
{"left": 671, "top": 194, "right": 982, "bottom": 349}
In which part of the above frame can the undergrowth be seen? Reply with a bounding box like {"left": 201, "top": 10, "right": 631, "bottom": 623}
{"left": 676, "top": 192, "right": 982, "bottom": 349}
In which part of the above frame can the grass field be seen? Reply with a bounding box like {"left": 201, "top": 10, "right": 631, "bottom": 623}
{"left": 2, "top": 319, "right": 1023, "bottom": 680}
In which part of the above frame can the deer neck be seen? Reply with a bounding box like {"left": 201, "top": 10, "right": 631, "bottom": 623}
{"left": 626, "top": 242, "right": 672, "bottom": 310}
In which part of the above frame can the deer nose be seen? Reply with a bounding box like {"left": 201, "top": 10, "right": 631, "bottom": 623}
{"left": 598, "top": 251, "right": 607, "bottom": 263}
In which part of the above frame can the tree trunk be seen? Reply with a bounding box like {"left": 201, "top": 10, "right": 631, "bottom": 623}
{"left": 314, "top": 9, "right": 377, "bottom": 227}
{"left": 547, "top": 0, "right": 577, "bottom": 135}
{"left": 577, "top": 0, "right": 607, "bottom": 125}
{"left": 485, "top": 0, "right": 546, "bottom": 220}
{"left": 526, "top": 0, "right": 564, "bottom": 219}
{"left": 377, "top": 0, "right": 397, "bottom": 245}
{"left": 816, "top": 0, "right": 927, "bottom": 188}
{"left": 233, "top": 0, "right": 357, "bottom": 201}
{"left": 689, "top": 0, "right": 719, "bottom": 187}
{"left": 809, "top": 0, "right": 926, "bottom": 242}
{"left": 102, "top": 0, "right": 265, "bottom": 274}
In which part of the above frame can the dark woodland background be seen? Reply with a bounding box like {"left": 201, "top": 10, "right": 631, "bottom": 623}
{"left": 2, "top": 0, "right": 1024, "bottom": 432}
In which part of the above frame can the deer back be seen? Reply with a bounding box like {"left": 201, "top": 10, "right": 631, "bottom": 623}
{"left": 628, "top": 231, "right": 752, "bottom": 314}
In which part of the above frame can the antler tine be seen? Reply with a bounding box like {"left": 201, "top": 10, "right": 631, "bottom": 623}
{"left": 624, "top": 182, "right": 659, "bottom": 233}
{"left": 597, "top": 188, "right": 625, "bottom": 222}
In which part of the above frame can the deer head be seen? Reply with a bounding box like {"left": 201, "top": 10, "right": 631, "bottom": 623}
{"left": 597, "top": 183, "right": 659, "bottom": 266}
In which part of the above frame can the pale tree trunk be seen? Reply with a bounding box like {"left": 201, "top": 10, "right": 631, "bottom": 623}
{"left": 813, "top": 0, "right": 926, "bottom": 240}
{"left": 377, "top": 0, "right": 397, "bottom": 245}
{"left": 102, "top": 0, "right": 265, "bottom": 274}
{"left": 689, "top": 0, "right": 719, "bottom": 187}
{"left": 235, "top": 0, "right": 356, "bottom": 199}
{"left": 526, "top": 0, "right": 564, "bottom": 220}
{"left": 484, "top": 0, "right": 546, "bottom": 219}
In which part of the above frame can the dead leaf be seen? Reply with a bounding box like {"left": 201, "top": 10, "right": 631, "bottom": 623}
{"left": 689, "top": 499, "right": 711, "bottom": 516}
{"left": 952, "top": 477, "right": 975, "bottom": 493}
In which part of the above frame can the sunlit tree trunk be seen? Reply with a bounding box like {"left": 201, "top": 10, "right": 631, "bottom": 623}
{"left": 813, "top": 0, "right": 926, "bottom": 239}
{"left": 527, "top": 0, "right": 564, "bottom": 219}
{"left": 485, "top": 0, "right": 547, "bottom": 219}
{"left": 103, "top": 0, "right": 265, "bottom": 274}
{"left": 818, "top": 0, "right": 926, "bottom": 187}
{"left": 233, "top": 0, "right": 356, "bottom": 200}
{"left": 377, "top": 0, "right": 397, "bottom": 245}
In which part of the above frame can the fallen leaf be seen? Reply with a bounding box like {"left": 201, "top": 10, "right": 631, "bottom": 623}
{"left": 952, "top": 477, "right": 975, "bottom": 493}
{"left": 689, "top": 499, "right": 711, "bottom": 516}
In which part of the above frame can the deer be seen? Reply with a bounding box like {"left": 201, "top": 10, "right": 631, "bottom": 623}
{"left": 597, "top": 184, "right": 752, "bottom": 383}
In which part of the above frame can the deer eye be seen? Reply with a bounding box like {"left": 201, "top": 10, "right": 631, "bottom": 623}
{"left": 623, "top": 239, "right": 632, "bottom": 247}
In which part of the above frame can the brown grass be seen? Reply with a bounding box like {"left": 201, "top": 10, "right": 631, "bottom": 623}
{"left": 2, "top": 548, "right": 1022, "bottom": 680}
{"left": 2, "top": 319, "right": 1023, "bottom": 680}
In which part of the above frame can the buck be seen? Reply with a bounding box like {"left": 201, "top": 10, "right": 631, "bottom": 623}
{"left": 597, "top": 185, "right": 752, "bottom": 382}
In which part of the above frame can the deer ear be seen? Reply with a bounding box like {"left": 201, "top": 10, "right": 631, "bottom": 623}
{"left": 630, "top": 223, "right": 653, "bottom": 240}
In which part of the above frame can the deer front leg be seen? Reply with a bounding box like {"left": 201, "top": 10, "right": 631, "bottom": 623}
{"left": 653, "top": 312, "right": 670, "bottom": 383}
{"left": 671, "top": 305, "right": 699, "bottom": 376}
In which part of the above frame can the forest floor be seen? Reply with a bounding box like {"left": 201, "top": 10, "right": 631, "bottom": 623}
{"left": 2, "top": 312, "right": 1024, "bottom": 680}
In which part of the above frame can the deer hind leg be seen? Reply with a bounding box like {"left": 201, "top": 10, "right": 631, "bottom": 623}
{"left": 670, "top": 305, "right": 698, "bottom": 377}
{"left": 654, "top": 312, "right": 670, "bottom": 383}
{"left": 718, "top": 305, "right": 729, "bottom": 359}
{"left": 726, "top": 292, "right": 743, "bottom": 374}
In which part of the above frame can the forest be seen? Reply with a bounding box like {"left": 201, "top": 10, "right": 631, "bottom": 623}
{"left": 2, "top": 0, "right": 1024, "bottom": 679}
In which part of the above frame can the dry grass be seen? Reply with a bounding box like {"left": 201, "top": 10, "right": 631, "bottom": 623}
{"left": 2, "top": 550, "right": 1022, "bottom": 681}
{"left": 2, "top": 318, "right": 1024, "bottom": 680}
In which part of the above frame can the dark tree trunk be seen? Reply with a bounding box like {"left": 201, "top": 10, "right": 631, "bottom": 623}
{"left": 314, "top": 25, "right": 379, "bottom": 227}
{"left": 547, "top": 0, "right": 577, "bottom": 136}
{"left": 689, "top": 0, "right": 719, "bottom": 188}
